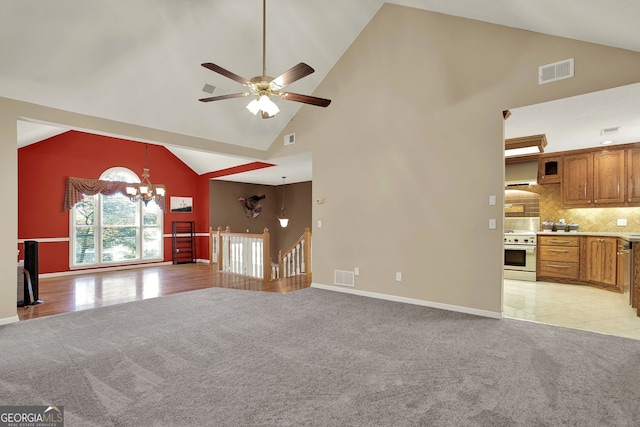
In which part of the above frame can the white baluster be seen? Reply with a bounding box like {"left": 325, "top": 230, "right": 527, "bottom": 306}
{"left": 300, "top": 239, "right": 305, "bottom": 273}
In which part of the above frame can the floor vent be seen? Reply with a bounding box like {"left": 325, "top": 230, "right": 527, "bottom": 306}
{"left": 538, "top": 58, "right": 574, "bottom": 84}
{"left": 334, "top": 270, "right": 355, "bottom": 287}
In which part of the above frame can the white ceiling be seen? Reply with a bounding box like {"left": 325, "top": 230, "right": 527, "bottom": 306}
{"left": 4, "top": 1, "right": 640, "bottom": 184}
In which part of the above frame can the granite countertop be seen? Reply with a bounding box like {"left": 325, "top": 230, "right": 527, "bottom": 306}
{"left": 537, "top": 231, "right": 640, "bottom": 241}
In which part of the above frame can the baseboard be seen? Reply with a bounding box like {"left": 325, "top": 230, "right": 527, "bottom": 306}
{"left": 0, "top": 315, "right": 20, "bottom": 326}
{"left": 310, "top": 283, "right": 502, "bottom": 319}
{"left": 41, "top": 261, "right": 173, "bottom": 279}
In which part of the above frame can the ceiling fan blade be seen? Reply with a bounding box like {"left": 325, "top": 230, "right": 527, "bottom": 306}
{"left": 198, "top": 93, "right": 249, "bottom": 102}
{"left": 201, "top": 63, "right": 252, "bottom": 86}
{"left": 272, "top": 63, "right": 315, "bottom": 88}
{"left": 280, "top": 92, "right": 332, "bottom": 107}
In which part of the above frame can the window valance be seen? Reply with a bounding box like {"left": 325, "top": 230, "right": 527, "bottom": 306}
{"left": 63, "top": 177, "right": 166, "bottom": 212}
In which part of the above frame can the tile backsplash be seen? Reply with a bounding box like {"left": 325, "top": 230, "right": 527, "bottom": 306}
{"left": 505, "top": 183, "right": 640, "bottom": 232}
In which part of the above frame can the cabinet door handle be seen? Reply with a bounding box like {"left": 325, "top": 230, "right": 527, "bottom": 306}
{"left": 547, "top": 264, "right": 570, "bottom": 269}
{"left": 548, "top": 249, "right": 569, "bottom": 253}
{"left": 549, "top": 240, "right": 571, "bottom": 244}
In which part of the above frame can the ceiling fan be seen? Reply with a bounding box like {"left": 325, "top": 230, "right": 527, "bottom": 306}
{"left": 198, "top": 0, "right": 331, "bottom": 119}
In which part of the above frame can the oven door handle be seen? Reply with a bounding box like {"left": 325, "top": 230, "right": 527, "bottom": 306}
{"left": 504, "top": 245, "right": 536, "bottom": 253}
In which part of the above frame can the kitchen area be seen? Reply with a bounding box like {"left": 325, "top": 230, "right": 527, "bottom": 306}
{"left": 503, "top": 153, "right": 640, "bottom": 339}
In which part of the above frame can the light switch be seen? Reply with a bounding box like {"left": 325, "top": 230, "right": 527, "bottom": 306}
{"left": 489, "top": 195, "right": 496, "bottom": 206}
{"left": 489, "top": 218, "right": 497, "bottom": 229}
{"left": 317, "top": 220, "right": 322, "bottom": 228}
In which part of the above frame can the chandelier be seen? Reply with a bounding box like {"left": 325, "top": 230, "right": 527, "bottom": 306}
{"left": 277, "top": 176, "right": 289, "bottom": 227}
{"left": 126, "top": 144, "right": 166, "bottom": 205}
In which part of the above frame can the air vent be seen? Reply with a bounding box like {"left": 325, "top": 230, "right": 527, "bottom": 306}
{"left": 601, "top": 126, "right": 621, "bottom": 136}
{"left": 538, "top": 58, "right": 574, "bottom": 84}
{"left": 202, "top": 83, "right": 215, "bottom": 94}
{"left": 284, "top": 133, "right": 296, "bottom": 146}
{"left": 334, "top": 270, "right": 355, "bottom": 287}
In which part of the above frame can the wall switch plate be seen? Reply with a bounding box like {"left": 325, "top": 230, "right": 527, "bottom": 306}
{"left": 395, "top": 272, "right": 402, "bottom": 281}
{"left": 354, "top": 267, "right": 359, "bottom": 276}
{"left": 617, "top": 218, "right": 627, "bottom": 226}
{"left": 489, "top": 218, "right": 497, "bottom": 229}
{"left": 489, "top": 195, "right": 496, "bottom": 206}
{"left": 317, "top": 220, "right": 322, "bottom": 228}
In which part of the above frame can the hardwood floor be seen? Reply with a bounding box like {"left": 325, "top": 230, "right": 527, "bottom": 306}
{"left": 18, "top": 263, "right": 311, "bottom": 321}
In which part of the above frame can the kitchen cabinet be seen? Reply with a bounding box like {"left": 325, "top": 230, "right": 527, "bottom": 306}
{"left": 538, "top": 235, "right": 580, "bottom": 280}
{"left": 626, "top": 147, "right": 640, "bottom": 204}
{"left": 584, "top": 236, "right": 617, "bottom": 288}
{"left": 562, "top": 150, "right": 625, "bottom": 206}
{"left": 537, "top": 154, "right": 562, "bottom": 184}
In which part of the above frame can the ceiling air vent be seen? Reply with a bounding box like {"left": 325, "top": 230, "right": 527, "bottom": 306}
{"left": 538, "top": 58, "right": 574, "bottom": 84}
{"left": 334, "top": 270, "right": 355, "bottom": 287}
{"left": 202, "top": 83, "right": 215, "bottom": 94}
{"left": 601, "top": 126, "right": 621, "bottom": 136}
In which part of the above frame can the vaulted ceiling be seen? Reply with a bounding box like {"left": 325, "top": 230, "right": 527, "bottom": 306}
{"left": 3, "top": 1, "right": 640, "bottom": 184}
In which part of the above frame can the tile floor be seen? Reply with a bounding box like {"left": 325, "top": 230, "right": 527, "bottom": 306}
{"left": 504, "top": 279, "right": 640, "bottom": 340}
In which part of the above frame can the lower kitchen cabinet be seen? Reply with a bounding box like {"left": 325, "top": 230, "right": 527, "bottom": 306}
{"left": 537, "top": 234, "right": 628, "bottom": 292}
{"left": 584, "top": 236, "right": 617, "bottom": 288}
{"left": 538, "top": 235, "right": 580, "bottom": 280}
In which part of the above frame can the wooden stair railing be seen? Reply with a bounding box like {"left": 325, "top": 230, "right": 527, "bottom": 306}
{"left": 277, "top": 227, "right": 312, "bottom": 279}
{"left": 209, "top": 226, "right": 272, "bottom": 281}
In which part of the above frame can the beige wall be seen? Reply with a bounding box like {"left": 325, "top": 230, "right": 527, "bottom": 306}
{"left": 3, "top": 5, "right": 640, "bottom": 322}
{"left": 267, "top": 5, "right": 640, "bottom": 315}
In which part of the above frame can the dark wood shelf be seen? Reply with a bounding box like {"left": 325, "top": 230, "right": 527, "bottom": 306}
{"left": 172, "top": 221, "right": 195, "bottom": 264}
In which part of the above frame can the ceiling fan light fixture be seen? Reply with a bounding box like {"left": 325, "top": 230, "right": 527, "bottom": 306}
{"left": 246, "top": 99, "right": 261, "bottom": 115}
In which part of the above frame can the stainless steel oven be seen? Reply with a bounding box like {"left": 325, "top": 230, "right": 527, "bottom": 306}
{"left": 504, "top": 232, "right": 536, "bottom": 281}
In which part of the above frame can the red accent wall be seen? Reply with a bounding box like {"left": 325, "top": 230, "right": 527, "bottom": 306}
{"left": 18, "top": 130, "right": 209, "bottom": 274}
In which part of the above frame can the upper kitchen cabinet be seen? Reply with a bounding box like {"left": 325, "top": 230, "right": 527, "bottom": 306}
{"left": 562, "top": 150, "right": 625, "bottom": 206}
{"left": 626, "top": 147, "right": 640, "bottom": 204}
{"left": 593, "top": 150, "right": 625, "bottom": 204}
{"left": 537, "top": 154, "right": 563, "bottom": 184}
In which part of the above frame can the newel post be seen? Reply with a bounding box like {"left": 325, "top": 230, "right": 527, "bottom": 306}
{"left": 209, "top": 227, "right": 213, "bottom": 264}
{"left": 216, "top": 226, "right": 223, "bottom": 270}
{"left": 262, "top": 227, "right": 270, "bottom": 282}
{"left": 304, "top": 227, "right": 312, "bottom": 275}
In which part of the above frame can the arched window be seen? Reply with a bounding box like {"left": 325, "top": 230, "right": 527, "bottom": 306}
{"left": 70, "top": 167, "right": 163, "bottom": 267}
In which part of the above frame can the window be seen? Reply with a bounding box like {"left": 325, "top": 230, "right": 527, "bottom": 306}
{"left": 70, "top": 167, "right": 163, "bottom": 268}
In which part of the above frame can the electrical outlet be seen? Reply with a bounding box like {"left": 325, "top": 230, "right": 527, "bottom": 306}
{"left": 489, "top": 218, "right": 497, "bottom": 229}
{"left": 617, "top": 218, "right": 627, "bottom": 226}
{"left": 395, "top": 272, "right": 402, "bottom": 281}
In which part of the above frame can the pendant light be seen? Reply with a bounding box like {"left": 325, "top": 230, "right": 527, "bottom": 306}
{"left": 278, "top": 176, "right": 289, "bottom": 227}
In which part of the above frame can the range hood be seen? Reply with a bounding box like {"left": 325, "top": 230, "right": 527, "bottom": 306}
{"left": 505, "top": 160, "right": 538, "bottom": 186}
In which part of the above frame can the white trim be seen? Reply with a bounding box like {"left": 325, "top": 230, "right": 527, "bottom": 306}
{"left": 310, "top": 282, "right": 503, "bottom": 319}
{"left": 40, "top": 261, "right": 172, "bottom": 279}
{"left": 18, "top": 237, "right": 69, "bottom": 243}
{"left": 19, "top": 233, "right": 208, "bottom": 243}
{"left": 0, "top": 315, "right": 20, "bottom": 326}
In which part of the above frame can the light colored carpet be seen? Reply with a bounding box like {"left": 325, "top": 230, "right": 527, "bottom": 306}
{"left": 2, "top": 286, "right": 640, "bottom": 426}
